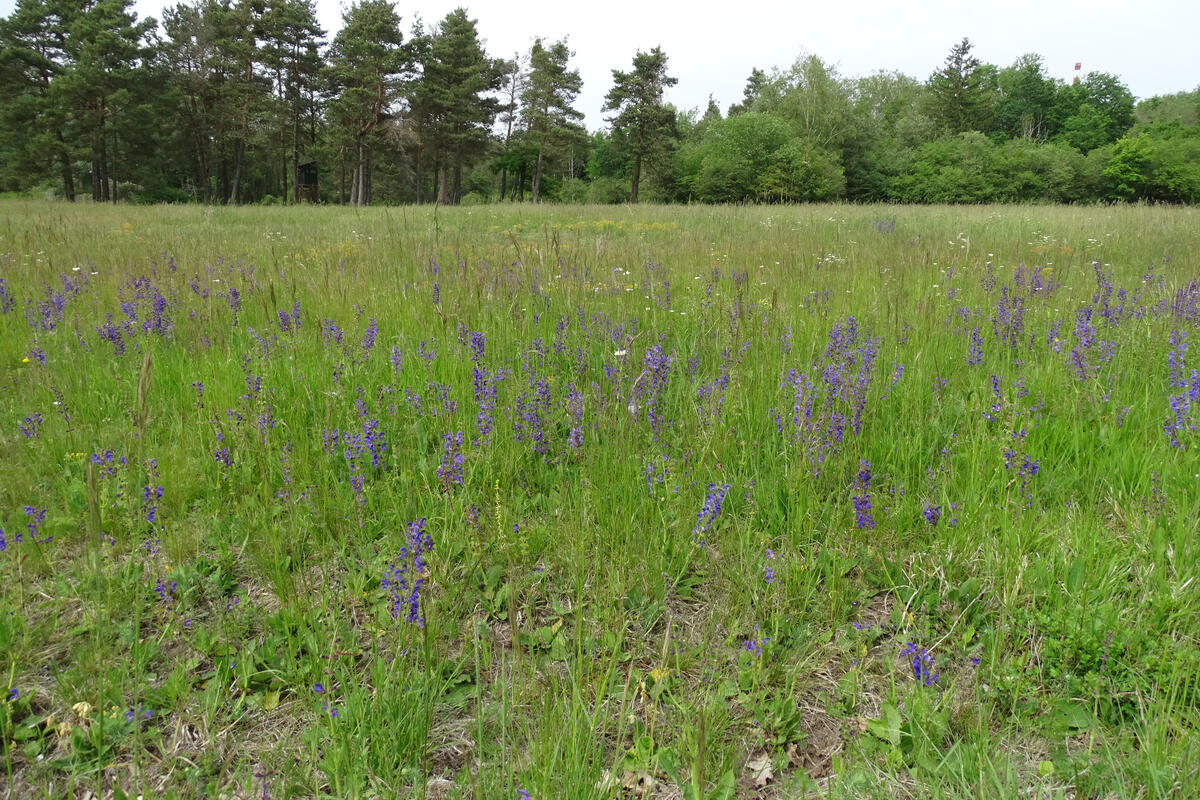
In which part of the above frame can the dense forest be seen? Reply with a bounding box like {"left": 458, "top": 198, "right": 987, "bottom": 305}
{"left": 2, "top": 0, "right": 1198, "bottom": 205}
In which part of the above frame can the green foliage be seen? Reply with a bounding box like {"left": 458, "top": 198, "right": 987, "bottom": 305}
{"left": 584, "top": 129, "right": 626, "bottom": 181}
{"left": 1078, "top": 71, "right": 1137, "bottom": 142}
{"left": 679, "top": 113, "right": 790, "bottom": 202}
{"left": 1102, "top": 135, "right": 1153, "bottom": 199}
{"left": 1051, "top": 72, "right": 1136, "bottom": 149}
{"left": 843, "top": 71, "right": 931, "bottom": 199}
{"left": 997, "top": 139, "right": 1086, "bottom": 202}
{"left": 1143, "top": 131, "right": 1200, "bottom": 203}
{"left": 1136, "top": 88, "right": 1200, "bottom": 128}
{"left": 1100, "top": 126, "right": 1200, "bottom": 203}
{"left": 896, "top": 132, "right": 1003, "bottom": 202}
{"left": 1056, "top": 103, "right": 1112, "bottom": 153}
{"left": 891, "top": 133, "right": 1093, "bottom": 203}
{"left": 992, "top": 54, "right": 1056, "bottom": 140}
{"left": 755, "top": 694, "right": 806, "bottom": 753}
{"left": 2, "top": 688, "right": 54, "bottom": 762}
{"left": 761, "top": 138, "right": 846, "bottom": 201}
{"left": 580, "top": 175, "right": 629, "bottom": 204}
{"left": 756, "top": 55, "right": 857, "bottom": 151}
{"left": 677, "top": 112, "right": 846, "bottom": 203}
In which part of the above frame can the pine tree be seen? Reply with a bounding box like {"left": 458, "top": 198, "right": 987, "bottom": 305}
{"left": 258, "top": 0, "right": 324, "bottom": 202}
{"left": 326, "top": 0, "right": 406, "bottom": 206}
{"left": 927, "top": 38, "right": 992, "bottom": 135}
{"left": 422, "top": 8, "right": 498, "bottom": 204}
{"left": 63, "top": 0, "right": 158, "bottom": 202}
{"left": 162, "top": 0, "right": 230, "bottom": 201}
{"left": 400, "top": 18, "right": 435, "bottom": 203}
{"left": 493, "top": 51, "right": 525, "bottom": 201}
{"left": 220, "top": 0, "right": 263, "bottom": 203}
{"left": 521, "top": 38, "right": 584, "bottom": 202}
{"left": 0, "top": 0, "right": 76, "bottom": 199}
{"left": 727, "top": 67, "right": 768, "bottom": 116}
{"left": 602, "top": 46, "right": 677, "bottom": 203}
{"left": 2, "top": 0, "right": 155, "bottom": 202}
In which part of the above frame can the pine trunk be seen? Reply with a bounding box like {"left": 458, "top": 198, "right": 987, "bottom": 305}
{"left": 339, "top": 148, "right": 346, "bottom": 204}
{"left": 280, "top": 128, "right": 288, "bottom": 203}
{"left": 363, "top": 147, "right": 372, "bottom": 205}
{"left": 187, "top": 89, "right": 211, "bottom": 202}
{"left": 110, "top": 129, "right": 118, "bottom": 203}
{"left": 292, "top": 112, "right": 300, "bottom": 203}
{"left": 414, "top": 139, "right": 423, "bottom": 204}
{"left": 350, "top": 140, "right": 362, "bottom": 206}
{"left": 630, "top": 154, "right": 642, "bottom": 203}
{"left": 230, "top": 62, "right": 252, "bottom": 204}
{"left": 531, "top": 148, "right": 544, "bottom": 203}
{"left": 196, "top": 136, "right": 212, "bottom": 203}
{"left": 56, "top": 129, "right": 74, "bottom": 202}
{"left": 229, "top": 139, "right": 243, "bottom": 204}
{"left": 94, "top": 109, "right": 110, "bottom": 203}
{"left": 217, "top": 135, "right": 229, "bottom": 204}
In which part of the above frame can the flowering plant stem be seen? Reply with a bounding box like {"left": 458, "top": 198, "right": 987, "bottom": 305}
{"left": 421, "top": 594, "right": 434, "bottom": 800}
{"left": 508, "top": 556, "right": 523, "bottom": 661}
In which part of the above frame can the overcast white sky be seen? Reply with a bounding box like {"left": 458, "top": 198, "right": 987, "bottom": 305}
{"left": 4, "top": 0, "right": 1198, "bottom": 130}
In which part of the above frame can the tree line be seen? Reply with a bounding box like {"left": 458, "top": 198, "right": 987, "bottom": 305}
{"left": 1, "top": 0, "right": 1198, "bottom": 205}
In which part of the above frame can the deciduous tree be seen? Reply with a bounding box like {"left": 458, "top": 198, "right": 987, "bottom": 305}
{"left": 992, "top": 53, "right": 1055, "bottom": 140}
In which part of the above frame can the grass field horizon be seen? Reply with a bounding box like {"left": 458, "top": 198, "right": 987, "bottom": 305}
{"left": 2, "top": 199, "right": 1199, "bottom": 799}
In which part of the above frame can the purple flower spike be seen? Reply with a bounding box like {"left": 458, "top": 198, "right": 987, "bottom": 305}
{"left": 900, "top": 642, "right": 939, "bottom": 686}
{"left": 383, "top": 519, "right": 434, "bottom": 627}
{"left": 852, "top": 461, "right": 875, "bottom": 529}
{"left": 437, "top": 432, "right": 465, "bottom": 488}
{"left": 693, "top": 482, "right": 731, "bottom": 543}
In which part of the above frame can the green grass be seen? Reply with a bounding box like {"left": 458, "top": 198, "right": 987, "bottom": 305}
{"left": 1, "top": 199, "right": 1199, "bottom": 799}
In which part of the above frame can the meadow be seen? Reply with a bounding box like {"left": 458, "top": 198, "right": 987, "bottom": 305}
{"left": 1, "top": 199, "right": 1198, "bottom": 799}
